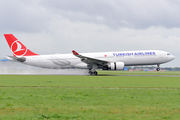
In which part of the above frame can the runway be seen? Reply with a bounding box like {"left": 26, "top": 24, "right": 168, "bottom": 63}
{"left": 1, "top": 73, "right": 180, "bottom": 77}
{"left": 99, "top": 74, "right": 180, "bottom": 77}
{"left": 1, "top": 61, "right": 180, "bottom": 76}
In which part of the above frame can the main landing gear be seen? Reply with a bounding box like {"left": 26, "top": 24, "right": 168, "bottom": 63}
{"left": 89, "top": 70, "right": 98, "bottom": 75}
{"left": 156, "top": 64, "right": 160, "bottom": 71}
{"left": 89, "top": 64, "right": 98, "bottom": 75}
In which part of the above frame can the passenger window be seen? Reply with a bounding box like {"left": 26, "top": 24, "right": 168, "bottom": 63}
{"left": 167, "top": 53, "right": 170, "bottom": 55}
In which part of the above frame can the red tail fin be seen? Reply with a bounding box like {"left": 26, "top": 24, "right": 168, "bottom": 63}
{"left": 4, "top": 34, "right": 39, "bottom": 57}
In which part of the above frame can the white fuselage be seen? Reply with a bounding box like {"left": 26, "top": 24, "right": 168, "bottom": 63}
{"left": 23, "top": 50, "right": 175, "bottom": 69}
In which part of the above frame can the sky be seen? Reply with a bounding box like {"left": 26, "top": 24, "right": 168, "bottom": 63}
{"left": 0, "top": 0, "right": 180, "bottom": 67}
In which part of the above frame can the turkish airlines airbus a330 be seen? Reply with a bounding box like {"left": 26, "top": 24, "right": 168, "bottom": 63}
{"left": 4, "top": 34, "right": 175, "bottom": 75}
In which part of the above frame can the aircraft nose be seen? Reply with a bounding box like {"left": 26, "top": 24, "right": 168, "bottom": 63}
{"left": 171, "top": 55, "right": 175, "bottom": 60}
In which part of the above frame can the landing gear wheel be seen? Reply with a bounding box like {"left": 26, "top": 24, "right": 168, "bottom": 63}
{"left": 88, "top": 71, "right": 98, "bottom": 75}
{"left": 156, "top": 68, "right": 160, "bottom": 71}
{"left": 156, "top": 64, "right": 160, "bottom": 71}
{"left": 89, "top": 71, "right": 93, "bottom": 75}
{"left": 94, "top": 71, "right": 98, "bottom": 75}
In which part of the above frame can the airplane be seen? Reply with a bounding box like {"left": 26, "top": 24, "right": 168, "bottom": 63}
{"left": 4, "top": 34, "right": 175, "bottom": 75}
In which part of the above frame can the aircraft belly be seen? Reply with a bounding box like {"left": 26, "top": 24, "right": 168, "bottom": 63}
{"left": 115, "top": 56, "right": 159, "bottom": 66}
{"left": 36, "top": 57, "right": 85, "bottom": 69}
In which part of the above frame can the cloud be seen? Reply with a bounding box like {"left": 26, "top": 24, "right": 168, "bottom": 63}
{"left": 0, "top": 0, "right": 50, "bottom": 33}
{"left": 40, "top": 0, "right": 180, "bottom": 29}
{"left": 1, "top": 0, "right": 180, "bottom": 32}
{"left": 19, "top": 16, "right": 180, "bottom": 55}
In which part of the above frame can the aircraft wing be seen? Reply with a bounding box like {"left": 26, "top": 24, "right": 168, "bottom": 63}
{"left": 72, "top": 50, "right": 108, "bottom": 65}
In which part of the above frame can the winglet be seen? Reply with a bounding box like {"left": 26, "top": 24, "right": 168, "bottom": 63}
{"left": 72, "top": 50, "right": 79, "bottom": 56}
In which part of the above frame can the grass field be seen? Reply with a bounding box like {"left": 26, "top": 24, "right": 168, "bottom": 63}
{"left": 0, "top": 72, "right": 180, "bottom": 119}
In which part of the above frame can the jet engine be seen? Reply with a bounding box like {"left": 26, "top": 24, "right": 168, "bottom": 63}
{"left": 102, "top": 62, "right": 124, "bottom": 70}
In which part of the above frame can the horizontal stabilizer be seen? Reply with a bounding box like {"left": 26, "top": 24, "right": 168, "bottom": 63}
{"left": 6, "top": 56, "right": 26, "bottom": 62}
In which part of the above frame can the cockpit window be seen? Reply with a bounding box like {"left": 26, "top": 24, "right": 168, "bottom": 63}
{"left": 167, "top": 53, "right": 170, "bottom": 55}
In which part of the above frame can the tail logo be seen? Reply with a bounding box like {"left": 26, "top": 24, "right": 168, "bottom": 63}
{"left": 11, "top": 41, "right": 27, "bottom": 56}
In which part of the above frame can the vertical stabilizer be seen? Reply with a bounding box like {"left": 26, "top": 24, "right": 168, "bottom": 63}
{"left": 4, "top": 34, "right": 39, "bottom": 57}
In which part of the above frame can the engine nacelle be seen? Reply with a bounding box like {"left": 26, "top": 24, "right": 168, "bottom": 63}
{"left": 102, "top": 62, "right": 124, "bottom": 70}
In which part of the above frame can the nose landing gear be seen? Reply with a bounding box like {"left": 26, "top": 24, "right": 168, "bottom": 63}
{"left": 156, "top": 64, "right": 160, "bottom": 71}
